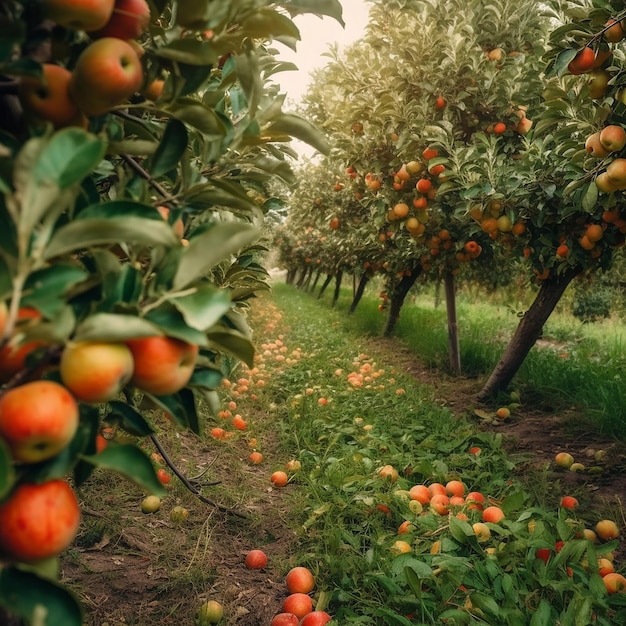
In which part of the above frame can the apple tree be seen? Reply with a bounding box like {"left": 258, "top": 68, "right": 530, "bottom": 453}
{"left": 0, "top": 0, "right": 343, "bottom": 623}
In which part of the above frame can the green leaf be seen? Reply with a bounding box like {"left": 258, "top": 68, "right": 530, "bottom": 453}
{"left": 581, "top": 182, "right": 598, "bottom": 213}
{"left": 81, "top": 443, "right": 166, "bottom": 496}
{"left": 189, "top": 367, "right": 224, "bottom": 390}
{"left": 263, "top": 113, "right": 330, "bottom": 154}
{"left": 0, "top": 566, "right": 83, "bottom": 626}
{"left": 240, "top": 8, "right": 301, "bottom": 40}
{"left": 107, "top": 401, "right": 155, "bottom": 437}
{"left": 235, "top": 46, "right": 262, "bottom": 118}
{"left": 170, "top": 285, "right": 231, "bottom": 331}
{"left": 0, "top": 438, "right": 15, "bottom": 501}
{"left": 501, "top": 491, "right": 527, "bottom": 515}
{"left": 449, "top": 515, "right": 473, "bottom": 543}
{"left": 179, "top": 388, "right": 200, "bottom": 434}
{"left": 172, "top": 223, "right": 260, "bottom": 290}
{"left": 76, "top": 200, "right": 160, "bottom": 220}
{"left": 164, "top": 99, "right": 227, "bottom": 138}
{"left": 529, "top": 599, "right": 554, "bottom": 626}
{"left": 155, "top": 39, "right": 217, "bottom": 65}
{"left": 278, "top": 0, "right": 344, "bottom": 25}
{"left": 206, "top": 326, "right": 255, "bottom": 367}
{"left": 74, "top": 314, "right": 161, "bottom": 342}
{"left": 144, "top": 305, "right": 208, "bottom": 346}
{"left": 142, "top": 392, "right": 191, "bottom": 431}
{"left": 22, "top": 264, "right": 89, "bottom": 317}
{"left": 150, "top": 119, "right": 189, "bottom": 178}
{"left": 43, "top": 217, "right": 180, "bottom": 259}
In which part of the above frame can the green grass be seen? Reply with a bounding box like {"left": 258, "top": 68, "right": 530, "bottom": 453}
{"left": 309, "top": 280, "right": 626, "bottom": 438}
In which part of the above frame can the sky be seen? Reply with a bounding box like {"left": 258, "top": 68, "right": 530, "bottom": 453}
{"left": 274, "top": 0, "right": 371, "bottom": 157}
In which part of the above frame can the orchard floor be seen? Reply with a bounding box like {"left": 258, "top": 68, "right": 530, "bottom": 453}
{"left": 61, "top": 298, "right": 626, "bottom": 626}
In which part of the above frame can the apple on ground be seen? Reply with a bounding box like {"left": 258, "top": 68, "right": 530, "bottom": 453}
{"left": 196, "top": 599, "right": 224, "bottom": 625}
{"left": 60, "top": 340, "right": 134, "bottom": 403}
{"left": 270, "top": 614, "right": 299, "bottom": 626}
{"left": 282, "top": 593, "right": 313, "bottom": 619}
{"left": 0, "top": 380, "right": 79, "bottom": 463}
{"left": 141, "top": 495, "right": 161, "bottom": 513}
{"left": 299, "top": 611, "right": 333, "bottom": 626}
{"left": 244, "top": 549, "right": 268, "bottom": 569}
{"left": 285, "top": 566, "right": 315, "bottom": 593}
{"left": 0, "top": 479, "right": 80, "bottom": 561}
{"left": 125, "top": 335, "right": 199, "bottom": 395}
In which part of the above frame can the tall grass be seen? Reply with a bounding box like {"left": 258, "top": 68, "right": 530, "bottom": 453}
{"left": 291, "top": 278, "right": 626, "bottom": 439}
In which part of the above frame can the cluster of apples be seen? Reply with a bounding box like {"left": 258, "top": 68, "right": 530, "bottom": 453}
{"left": 0, "top": 299, "right": 199, "bottom": 564}
{"left": 17, "top": 0, "right": 152, "bottom": 128}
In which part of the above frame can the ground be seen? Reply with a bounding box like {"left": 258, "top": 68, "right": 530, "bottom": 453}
{"left": 60, "top": 332, "right": 626, "bottom": 626}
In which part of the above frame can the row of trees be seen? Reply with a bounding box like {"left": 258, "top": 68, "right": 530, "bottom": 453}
{"left": 276, "top": 0, "right": 626, "bottom": 398}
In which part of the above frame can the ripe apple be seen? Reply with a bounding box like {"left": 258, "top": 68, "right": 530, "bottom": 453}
{"left": 606, "top": 158, "right": 626, "bottom": 189}
{"left": 156, "top": 468, "right": 171, "bottom": 485}
{"left": 60, "top": 340, "right": 134, "bottom": 403}
{"left": 409, "top": 484, "right": 431, "bottom": 504}
{"left": 69, "top": 37, "right": 144, "bottom": 116}
{"left": 596, "top": 519, "right": 619, "bottom": 540}
{"left": 0, "top": 380, "right": 79, "bottom": 463}
{"left": 285, "top": 566, "right": 315, "bottom": 594}
{"left": 603, "top": 572, "right": 626, "bottom": 594}
{"left": 0, "top": 307, "right": 47, "bottom": 383}
{"left": 600, "top": 125, "right": 626, "bottom": 152}
{"left": 125, "top": 335, "right": 199, "bottom": 395}
{"left": 282, "top": 593, "right": 313, "bottom": 619}
{"left": 18, "top": 64, "right": 84, "bottom": 128}
{"left": 244, "top": 549, "right": 268, "bottom": 569}
{"left": 391, "top": 540, "right": 412, "bottom": 554}
{"left": 270, "top": 470, "right": 289, "bottom": 488}
{"left": 43, "top": 0, "right": 115, "bottom": 31}
{"left": 270, "top": 614, "right": 299, "bottom": 626}
{"left": 89, "top": 0, "right": 150, "bottom": 39}
{"left": 378, "top": 464, "right": 399, "bottom": 481}
{"left": 196, "top": 600, "right": 224, "bottom": 625}
{"left": 157, "top": 206, "right": 185, "bottom": 238}
{"left": 0, "top": 479, "right": 80, "bottom": 562}
{"left": 482, "top": 506, "right": 505, "bottom": 523}
{"left": 300, "top": 611, "right": 332, "bottom": 626}
{"left": 472, "top": 522, "right": 491, "bottom": 542}
{"left": 560, "top": 495, "right": 579, "bottom": 509}
{"left": 585, "top": 132, "right": 611, "bottom": 158}
{"left": 554, "top": 452, "right": 574, "bottom": 468}
{"left": 430, "top": 493, "right": 450, "bottom": 515}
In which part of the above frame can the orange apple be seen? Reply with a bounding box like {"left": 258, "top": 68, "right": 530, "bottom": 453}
{"left": 0, "top": 479, "right": 80, "bottom": 562}
{"left": 89, "top": 0, "right": 150, "bottom": 39}
{"left": 603, "top": 572, "right": 626, "bottom": 594}
{"left": 599, "top": 125, "right": 626, "bottom": 152}
{"left": 157, "top": 206, "right": 185, "bottom": 238}
{"left": 606, "top": 158, "right": 626, "bottom": 188}
{"left": 18, "top": 64, "right": 85, "bottom": 128}
{"left": 482, "top": 506, "right": 505, "bottom": 523}
{"left": 0, "top": 307, "right": 47, "bottom": 383}
{"left": 142, "top": 78, "right": 165, "bottom": 101}
{"left": 285, "top": 566, "right": 315, "bottom": 593}
{"left": 125, "top": 336, "right": 198, "bottom": 395}
{"left": 60, "top": 341, "right": 134, "bottom": 403}
{"left": 0, "top": 380, "right": 79, "bottom": 463}
{"left": 282, "top": 593, "right": 312, "bottom": 619}
{"left": 42, "top": 0, "right": 115, "bottom": 31}
{"left": 585, "top": 132, "right": 611, "bottom": 158}
{"left": 596, "top": 519, "right": 619, "bottom": 541}
{"left": 69, "top": 37, "right": 144, "bottom": 116}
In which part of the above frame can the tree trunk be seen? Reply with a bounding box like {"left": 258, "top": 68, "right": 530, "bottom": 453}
{"left": 302, "top": 265, "right": 314, "bottom": 290}
{"left": 349, "top": 272, "right": 370, "bottom": 314}
{"left": 318, "top": 274, "right": 333, "bottom": 299}
{"left": 444, "top": 271, "right": 461, "bottom": 375}
{"left": 286, "top": 268, "right": 297, "bottom": 285}
{"left": 309, "top": 269, "right": 322, "bottom": 293}
{"left": 477, "top": 267, "right": 579, "bottom": 400}
{"left": 331, "top": 270, "right": 343, "bottom": 307}
{"left": 383, "top": 268, "right": 421, "bottom": 337}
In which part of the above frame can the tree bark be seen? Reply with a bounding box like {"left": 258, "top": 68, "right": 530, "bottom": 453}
{"left": 318, "top": 274, "right": 333, "bottom": 299}
{"left": 309, "top": 269, "right": 322, "bottom": 293}
{"left": 477, "top": 267, "right": 579, "bottom": 400}
{"left": 444, "top": 271, "right": 461, "bottom": 375}
{"left": 302, "top": 265, "right": 314, "bottom": 290}
{"left": 331, "top": 270, "right": 343, "bottom": 307}
{"left": 383, "top": 268, "right": 421, "bottom": 337}
{"left": 349, "top": 272, "right": 370, "bottom": 314}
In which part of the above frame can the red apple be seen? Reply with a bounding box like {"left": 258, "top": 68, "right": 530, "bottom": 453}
{"left": 482, "top": 506, "right": 505, "bottom": 524}
{"left": 282, "top": 593, "right": 313, "bottom": 619}
{"left": 299, "top": 611, "right": 332, "bottom": 626}
{"left": 69, "top": 37, "right": 143, "bottom": 116}
{"left": 89, "top": 0, "right": 150, "bottom": 40}
{"left": 285, "top": 566, "right": 315, "bottom": 594}
{"left": 0, "top": 307, "right": 47, "bottom": 383}
{"left": 125, "top": 336, "right": 198, "bottom": 395}
{"left": 244, "top": 549, "right": 268, "bottom": 569}
{"left": 0, "top": 479, "right": 80, "bottom": 561}
{"left": 43, "top": 0, "right": 115, "bottom": 32}
{"left": 0, "top": 380, "right": 79, "bottom": 463}
{"left": 60, "top": 340, "right": 134, "bottom": 403}
{"left": 18, "top": 64, "right": 85, "bottom": 128}
{"left": 270, "top": 614, "right": 299, "bottom": 626}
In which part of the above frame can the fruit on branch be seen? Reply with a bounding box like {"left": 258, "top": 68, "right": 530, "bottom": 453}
{"left": 157, "top": 206, "right": 185, "bottom": 238}
{"left": 588, "top": 69, "right": 611, "bottom": 99}
{"left": 69, "top": 37, "right": 144, "bottom": 116}
{"left": 42, "top": 0, "right": 115, "bottom": 32}
{"left": 60, "top": 341, "right": 134, "bottom": 403}
{"left": 568, "top": 47, "right": 595, "bottom": 75}
{"left": 603, "top": 19, "right": 625, "bottom": 44}
{"left": 605, "top": 158, "right": 626, "bottom": 188}
{"left": 0, "top": 307, "right": 47, "bottom": 383}
{"left": 0, "top": 380, "right": 79, "bottom": 463}
{"left": 0, "top": 479, "right": 80, "bottom": 562}
{"left": 125, "top": 336, "right": 199, "bottom": 395}
{"left": 18, "top": 64, "right": 85, "bottom": 128}
{"left": 585, "top": 132, "right": 610, "bottom": 158}
{"left": 599, "top": 125, "right": 626, "bottom": 152}
{"left": 88, "top": 0, "right": 150, "bottom": 40}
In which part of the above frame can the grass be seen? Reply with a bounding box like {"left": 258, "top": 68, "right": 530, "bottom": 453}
{"left": 309, "top": 279, "right": 626, "bottom": 438}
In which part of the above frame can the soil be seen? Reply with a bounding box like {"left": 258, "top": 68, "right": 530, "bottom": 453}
{"left": 59, "top": 332, "right": 626, "bottom": 626}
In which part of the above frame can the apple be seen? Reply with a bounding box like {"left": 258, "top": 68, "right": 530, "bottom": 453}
{"left": 69, "top": 37, "right": 144, "bottom": 116}
{"left": 482, "top": 506, "right": 505, "bottom": 523}
{"left": 409, "top": 484, "right": 431, "bottom": 504}
{"left": 141, "top": 495, "right": 161, "bottom": 513}
{"left": 60, "top": 340, "right": 134, "bottom": 403}
{"left": 585, "top": 132, "right": 610, "bottom": 158}
{"left": 285, "top": 566, "right": 315, "bottom": 594}
{"left": 285, "top": 459, "right": 302, "bottom": 471}
{"left": 445, "top": 480, "right": 465, "bottom": 497}
{"left": 282, "top": 593, "right": 312, "bottom": 619}
{"left": 244, "top": 549, "right": 268, "bottom": 569}
{"left": 270, "top": 614, "right": 299, "bottom": 626}
{"left": 429, "top": 493, "right": 450, "bottom": 515}
{"left": 0, "top": 479, "right": 80, "bottom": 562}
{"left": 596, "top": 519, "right": 619, "bottom": 540}
{"left": 169, "top": 505, "right": 189, "bottom": 523}
{"left": 391, "top": 540, "right": 412, "bottom": 554}
{"left": 18, "top": 64, "right": 85, "bottom": 128}
{"left": 378, "top": 464, "right": 398, "bottom": 481}
{"left": 535, "top": 548, "right": 552, "bottom": 564}
{"left": 603, "top": 572, "right": 626, "bottom": 594}
{"left": 142, "top": 78, "right": 165, "bottom": 101}
{"left": 299, "top": 611, "right": 332, "bottom": 626}
{"left": 0, "top": 380, "right": 79, "bottom": 463}
{"left": 43, "top": 0, "right": 115, "bottom": 31}
{"left": 196, "top": 600, "right": 224, "bottom": 624}
{"left": 125, "top": 335, "right": 198, "bottom": 395}
{"left": 472, "top": 522, "right": 491, "bottom": 542}
{"left": 89, "top": 0, "right": 150, "bottom": 39}
{"left": 156, "top": 468, "right": 171, "bottom": 485}
{"left": 554, "top": 452, "right": 574, "bottom": 468}
{"left": 270, "top": 470, "right": 289, "bottom": 488}
{"left": 600, "top": 125, "right": 626, "bottom": 152}
{"left": 0, "top": 307, "right": 47, "bottom": 383}
{"left": 560, "top": 495, "right": 579, "bottom": 509}
{"left": 157, "top": 206, "right": 185, "bottom": 238}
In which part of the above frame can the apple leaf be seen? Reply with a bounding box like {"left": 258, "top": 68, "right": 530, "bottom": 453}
{"left": 179, "top": 388, "right": 200, "bottom": 434}
{"left": 206, "top": 326, "right": 255, "bottom": 368}
{"left": 262, "top": 113, "right": 330, "bottom": 155}
{"left": 43, "top": 217, "right": 180, "bottom": 260}
{"left": 21, "top": 264, "right": 89, "bottom": 317}
{"left": 76, "top": 200, "right": 162, "bottom": 220}
{"left": 149, "top": 119, "right": 189, "bottom": 178}
{"left": 142, "top": 392, "right": 194, "bottom": 432}
{"left": 144, "top": 305, "right": 209, "bottom": 346}
{"left": 0, "top": 438, "right": 15, "bottom": 501}
{"left": 81, "top": 443, "right": 166, "bottom": 496}
{"left": 164, "top": 98, "right": 227, "bottom": 138}
{"left": 188, "top": 366, "right": 224, "bottom": 390}
{"left": 172, "top": 222, "right": 260, "bottom": 290}
{"left": 198, "top": 388, "right": 221, "bottom": 416}
{"left": 73, "top": 314, "right": 161, "bottom": 342}
{"left": 170, "top": 286, "right": 231, "bottom": 331}
{"left": 156, "top": 39, "right": 218, "bottom": 66}
{"left": 0, "top": 566, "right": 83, "bottom": 626}
{"left": 278, "top": 0, "right": 345, "bottom": 26}
{"left": 240, "top": 8, "right": 300, "bottom": 40}
{"left": 107, "top": 401, "right": 155, "bottom": 437}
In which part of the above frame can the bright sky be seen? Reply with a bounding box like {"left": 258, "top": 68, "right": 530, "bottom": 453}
{"left": 275, "top": 0, "right": 371, "bottom": 157}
